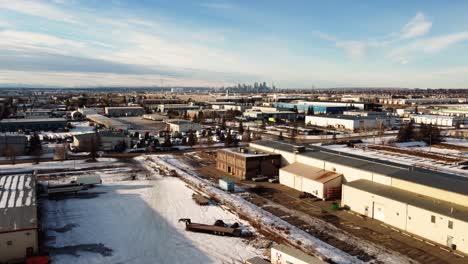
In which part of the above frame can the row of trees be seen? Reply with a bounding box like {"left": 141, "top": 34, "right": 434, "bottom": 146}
{"left": 396, "top": 121, "right": 442, "bottom": 144}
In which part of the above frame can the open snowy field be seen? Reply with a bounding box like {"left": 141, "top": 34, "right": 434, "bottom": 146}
{"left": 41, "top": 165, "right": 261, "bottom": 264}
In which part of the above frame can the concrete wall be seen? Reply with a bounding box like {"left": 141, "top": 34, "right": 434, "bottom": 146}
{"left": 0, "top": 135, "right": 27, "bottom": 156}
{"left": 0, "top": 229, "right": 38, "bottom": 263}
{"left": 407, "top": 205, "right": 468, "bottom": 253}
{"left": 342, "top": 184, "right": 468, "bottom": 254}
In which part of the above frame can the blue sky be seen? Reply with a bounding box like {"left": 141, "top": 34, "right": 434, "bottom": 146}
{"left": 1, "top": 0, "right": 468, "bottom": 88}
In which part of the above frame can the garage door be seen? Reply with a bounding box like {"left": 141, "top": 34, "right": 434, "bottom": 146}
{"left": 373, "top": 202, "right": 385, "bottom": 221}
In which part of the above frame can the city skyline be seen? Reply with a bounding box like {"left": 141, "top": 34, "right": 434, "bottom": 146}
{"left": 1, "top": 0, "right": 468, "bottom": 88}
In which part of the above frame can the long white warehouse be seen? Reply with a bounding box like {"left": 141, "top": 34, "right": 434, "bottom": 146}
{"left": 250, "top": 140, "right": 468, "bottom": 254}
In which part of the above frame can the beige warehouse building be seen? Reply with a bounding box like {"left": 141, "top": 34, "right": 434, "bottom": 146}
{"left": 251, "top": 140, "right": 468, "bottom": 254}
{"left": 279, "top": 163, "right": 342, "bottom": 200}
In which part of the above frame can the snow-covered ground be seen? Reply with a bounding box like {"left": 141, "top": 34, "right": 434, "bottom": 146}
{"left": 443, "top": 137, "right": 468, "bottom": 148}
{"left": 41, "top": 164, "right": 262, "bottom": 264}
{"left": 0, "top": 158, "right": 122, "bottom": 174}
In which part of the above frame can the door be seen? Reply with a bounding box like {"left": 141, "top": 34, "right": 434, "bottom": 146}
{"left": 447, "top": 235, "right": 455, "bottom": 249}
{"left": 364, "top": 206, "right": 369, "bottom": 217}
{"left": 373, "top": 202, "right": 385, "bottom": 221}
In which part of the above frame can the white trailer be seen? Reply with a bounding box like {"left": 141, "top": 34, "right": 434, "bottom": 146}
{"left": 71, "top": 174, "right": 102, "bottom": 186}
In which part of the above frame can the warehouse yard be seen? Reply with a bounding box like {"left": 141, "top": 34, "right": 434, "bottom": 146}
{"left": 37, "top": 160, "right": 264, "bottom": 264}
{"left": 188, "top": 150, "right": 467, "bottom": 264}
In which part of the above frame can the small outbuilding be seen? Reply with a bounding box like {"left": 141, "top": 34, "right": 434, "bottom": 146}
{"left": 279, "top": 162, "right": 342, "bottom": 200}
{"left": 245, "top": 256, "right": 270, "bottom": 264}
{"left": 219, "top": 178, "right": 235, "bottom": 192}
{"left": 271, "top": 244, "right": 327, "bottom": 264}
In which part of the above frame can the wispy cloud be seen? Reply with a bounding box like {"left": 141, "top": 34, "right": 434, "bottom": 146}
{"left": 315, "top": 32, "right": 367, "bottom": 60}
{"left": 0, "top": 30, "right": 85, "bottom": 55}
{"left": 400, "top": 12, "right": 432, "bottom": 39}
{"left": 388, "top": 32, "right": 468, "bottom": 64}
{"left": 0, "top": 0, "right": 79, "bottom": 24}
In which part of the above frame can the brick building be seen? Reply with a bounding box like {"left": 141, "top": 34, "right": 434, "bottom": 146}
{"left": 216, "top": 147, "right": 281, "bottom": 180}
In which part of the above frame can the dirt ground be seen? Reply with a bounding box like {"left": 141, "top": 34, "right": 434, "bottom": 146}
{"left": 189, "top": 151, "right": 467, "bottom": 264}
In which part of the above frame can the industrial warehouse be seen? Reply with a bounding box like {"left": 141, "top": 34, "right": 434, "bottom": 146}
{"left": 250, "top": 140, "right": 468, "bottom": 255}
{"left": 0, "top": 173, "right": 38, "bottom": 263}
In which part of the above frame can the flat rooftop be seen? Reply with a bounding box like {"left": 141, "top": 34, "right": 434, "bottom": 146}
{"left": 273, "top": 244, "right": 327, "bottom": 264}
{"left": 346, "top": 179, "right": 468, "bottom": 222}
{"left": 307, "top": 114, "right": 382, "bottom": 120}
{"left": 0, "top": 174, "right": 35, "bottom": 209}
{"left": 105, "top": 106, "right": 144, "bottom": 109}
{"left": 281, "top": 162, "right": 342, "bottom": 183}
{"left": 252, "top": 140, "right": 468, "bottom": 196}
{"left": 0, "top": 118, "right": 67, "bottom": 123}
{"left": 0, "top": 174, "right": 37, "bottom": 232}
{"left": 220, "top": 147, "right": 278, "bottom": 158}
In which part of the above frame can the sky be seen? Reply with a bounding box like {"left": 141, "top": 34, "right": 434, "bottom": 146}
{"left": 1, "top": 0, "right": 468, "bottom": 88}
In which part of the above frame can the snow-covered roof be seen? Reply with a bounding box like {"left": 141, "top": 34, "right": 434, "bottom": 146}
{"left": 0, "top": 174, "right": 36, "bottom": 209}
{"left": 0, "top": 174, "right": 37, "bottom": 232}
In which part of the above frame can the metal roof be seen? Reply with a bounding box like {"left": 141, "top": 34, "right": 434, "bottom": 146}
{"left": 253, "top": 140, "right": 468, "bottom": 196}
{"left": 0, "top": 174, "right": 37, "bottom": 232}
{"left": 0, "top": 174, "right": 35, "bottom": 209}
{"left": 272, "top": 244, "right": 327, "bottom": 264}
{"left": 0, "top": 118, "right": 67, "bottom": 123}
{"left": 306, "top": 114, "right": 381, "bottom": 120}
{"left": 345, "top": 179, "right": 468, "bottom": 222}
{"left": 245, "top": 256, "right": 270, "bottom": 264}
{"left": 280, "top": 162, "right": 342, "bottom": 184}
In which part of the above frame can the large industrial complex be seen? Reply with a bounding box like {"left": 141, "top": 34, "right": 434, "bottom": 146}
{"left": 251, "top": 140, "right": 468, "bottom": 254}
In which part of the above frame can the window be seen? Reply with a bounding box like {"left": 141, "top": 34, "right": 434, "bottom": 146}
{"left": 448, "top": 221, "right": 454, "bottom": 229}
{"left": 431, "top": 215, "right": 436, "bottom": 223}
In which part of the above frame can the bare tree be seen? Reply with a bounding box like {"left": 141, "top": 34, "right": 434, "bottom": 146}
{"left": 3, "top": 145, "right": 18, "bottom": 165}
{"left": 29, "top": 133, "right": 42, "bottom": 164}
{"left": 54, "top": 144, "right": 68, "bottom": 161}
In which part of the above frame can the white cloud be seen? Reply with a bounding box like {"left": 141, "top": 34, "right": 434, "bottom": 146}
{"left": 315, "top": 32, "right": 367, "bottom": 59}
{"left": 336, "top": 41, "right": 367, "bottom": 60}
{"left": 421, "top": 32, "right": 468, "bottom": 52}
{"left": 0, "top": 70, "right": 232, "bottom": 87}
{"left": 388, "top": 31, "right": 468, "bottom": 64}
{"left": 0, "top": 30, "right": 85, "bottom": 54}
{"left": 0, "top": 0, "right": 79, "bottom": 24}
{"left": 400, "top": 12, "right": 432, "bottom": 39}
